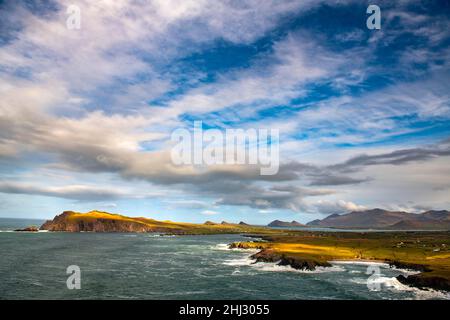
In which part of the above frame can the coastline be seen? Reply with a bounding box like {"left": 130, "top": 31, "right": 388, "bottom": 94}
{"left": 227, "top": 232, "right": 450, "bottom": 293}
{"left": 18, "top": 212, "right": 450, "bottom": 293}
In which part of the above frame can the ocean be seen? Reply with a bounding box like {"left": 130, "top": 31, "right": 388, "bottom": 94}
{"left": 0, "top": 218, "right": 448, "bottom": 300}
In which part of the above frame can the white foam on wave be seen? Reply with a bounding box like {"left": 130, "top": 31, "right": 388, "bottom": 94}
{"left": 389, "top": 266, "right": 421, "bottom": 275}
{"left": 211, "top": 243, "right": 260, "bottom": 252}
{"left": 223, "top": 255, "right": 255, "bottom": 266}
{"left": 212, "top": 243, "right": 232, "bottom": 251}
{"left": 332, "top": 260, "right": 421, "bottom": 275}
{"left": 331, "top": 260, "right": 389, "bottom": 267}
{"left": 223, "top": 253, "right": 345, "bottom": 274}
{"left": 349, "top": 278, "right": 367, "bottom": 285}
{"left": 147, "top": 234, "right": 176, "bottom": 238}
{"left": 250, "top": 262, "right": 345, "bottom": 273}
{"left": 370, "top": 276, "right": 450, "bottom": 300}
{"left": 338, "top": 261, "right": 450, "bottom": 300}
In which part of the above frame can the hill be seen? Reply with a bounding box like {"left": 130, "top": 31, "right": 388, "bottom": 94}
{"left": 40, "top": 211, "right": 272, "bottom": 235}
{"left": 268, "top": 220, "right": 306, "bottom": 228}
{"left": 306, "top": 209, "right": 450, "bottom": 230}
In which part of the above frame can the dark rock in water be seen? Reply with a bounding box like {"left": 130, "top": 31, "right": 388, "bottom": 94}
{"left": 251, "top": 249, "right": 331, "bottom": 270}
{"left": 251, "top": 249, "right": 282, "bottom": 263}
{"left": 14, "top": 226, "right": 39, "bottom": 232}
{"left": 278, "top": 256, "right": 331, "bottom": 270}
{"left": 391, "top": 259, "right": 450, "bottom": 291}
{"left": 388, "top": 260, "right": 431, "bottom": 272}
{"left": 397, "top": 274, "right": 450, "bottom": 292}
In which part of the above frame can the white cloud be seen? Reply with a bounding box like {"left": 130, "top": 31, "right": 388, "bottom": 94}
{"left": 0, "top": 181, "right": 134, "bottom": 201}
{"left": 312, "top": 200, "right": 367, "bottom": 214}
{"left": 201, "top": 210, "right": 219, "bottom": 215}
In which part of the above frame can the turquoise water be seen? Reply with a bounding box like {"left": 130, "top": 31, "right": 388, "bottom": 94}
{"left": 0, "top": 218, "right": 449, "bottom": 300}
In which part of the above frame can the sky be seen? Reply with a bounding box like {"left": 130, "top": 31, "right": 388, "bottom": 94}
{"left": 0, "top": 0, "right": 449, "bottom": 223}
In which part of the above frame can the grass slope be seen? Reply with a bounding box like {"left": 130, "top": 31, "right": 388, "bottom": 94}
{"left": 47, "top": 210, "right": 277, "bottom": 235}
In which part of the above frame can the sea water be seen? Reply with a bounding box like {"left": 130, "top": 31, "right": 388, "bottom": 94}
{"left": 0, "top": 218, "right": 448, "bottom": 300}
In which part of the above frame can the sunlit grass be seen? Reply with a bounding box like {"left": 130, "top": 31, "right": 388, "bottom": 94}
{"left": 231, "top": 231, "right": 450, "bottom": 285}
{"left": 63, "top": 210, "right": 278, "bottom": 235}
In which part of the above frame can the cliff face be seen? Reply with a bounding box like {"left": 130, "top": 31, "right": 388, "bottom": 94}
{"left": 40, "top": 211, "right": 156, "bottom": 232}
{"left": 39, "top": 210, "right": 271, "bottom": 234}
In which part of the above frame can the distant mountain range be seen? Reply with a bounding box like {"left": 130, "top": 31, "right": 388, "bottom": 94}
{"left": 268, "top": 220, "right": 306, "bottom": 228}
{"left": 306, "top": 209, "right": 450, "bottom": 230}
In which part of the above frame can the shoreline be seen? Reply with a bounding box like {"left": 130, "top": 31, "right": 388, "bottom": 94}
{"left": 228, "top": 233, "right": 450, "bottom": 293}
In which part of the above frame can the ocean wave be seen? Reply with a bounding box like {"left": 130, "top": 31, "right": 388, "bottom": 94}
{"left": 251, "top": 262, "right": 345, "bottom": 273}
{"left": 331, "top": 260, "right": 390, "bottom": 267}
{"left": 348, "top": 273, "right": 450, "bottom": 300}
{"left": 369, "top": 276, "right": 450, "bottom": 300}
{"left": 0, "top": 230, "right": 48, "bottom": 233}
{"left": 211, "top": 243, "right": 260, "bottom": 252}
{"left": 388, "top": 266, "right": 421, "bottom": 275}
{"left": 331, "top": 260, "right": 422, "bottom": 275}
{"left": 223, "top": 255, "right": 255, "bottom": 266}
{"left": 223, "top": 254, "right": 345, "bottom": 273}
{"left": 212, "top": 243, "right": 232, "bottom": 251}
{"left": 146, "top": 234, "right": 177, "bottom": 238}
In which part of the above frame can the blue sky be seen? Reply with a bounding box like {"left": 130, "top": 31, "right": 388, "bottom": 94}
{"left": 0, "top": 0, "right": 449, "bottom": 223}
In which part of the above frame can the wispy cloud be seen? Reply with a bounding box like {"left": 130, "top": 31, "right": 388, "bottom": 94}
{"left": 0, "top": 182, "right": 137, "bottom": 201}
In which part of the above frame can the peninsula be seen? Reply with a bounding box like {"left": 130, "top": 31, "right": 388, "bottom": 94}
{"left": 40, "top": 210, "right": 450, "bottom": 292}
{"left": 39, "top": 210, "right": 273, "bottom": 235}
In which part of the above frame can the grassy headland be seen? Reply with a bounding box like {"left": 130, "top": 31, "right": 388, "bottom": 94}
{"left": 39, "top": 210, "right": 278, "bottom": 235}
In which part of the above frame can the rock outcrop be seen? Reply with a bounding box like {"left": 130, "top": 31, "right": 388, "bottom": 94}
{"left": 229, "top": 242, "right": 332, "bottom": 271}
{"left": 251, "top": 249, "right": 331, "bottom": 270}
{"left": 397, "top": 274, "right": 450, "bottom": 292}
{"left": 14, "top": 226, "right": 39, "bottom": 232}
